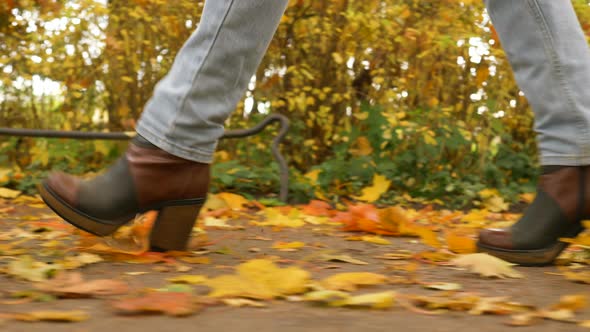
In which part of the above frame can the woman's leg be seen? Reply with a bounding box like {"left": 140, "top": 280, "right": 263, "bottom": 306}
{"left": 479, "top": 0, "right": 590, "bottom": 265}
{"left": 39, "top": 0, "right": 289, "bottom": 251}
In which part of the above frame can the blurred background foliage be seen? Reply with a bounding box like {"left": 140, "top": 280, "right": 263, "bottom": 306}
{"left": 2, "top": 0, "right": 590, "bottom": 206}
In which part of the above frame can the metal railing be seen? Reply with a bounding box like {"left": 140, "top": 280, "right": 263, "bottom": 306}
{"left": 0, "top": 113, "right": 290, "bottom": 201}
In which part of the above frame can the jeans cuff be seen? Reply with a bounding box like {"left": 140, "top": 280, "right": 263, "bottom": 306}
{"left": 540, "top": 155, "right": 590, "bottom": 166}
{"left": 136, "top": 123, "right": 215, "bottom": 164}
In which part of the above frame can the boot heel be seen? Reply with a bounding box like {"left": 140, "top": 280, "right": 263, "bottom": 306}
{"left": 149, "top": 203, "right": 203, "bottom": 252}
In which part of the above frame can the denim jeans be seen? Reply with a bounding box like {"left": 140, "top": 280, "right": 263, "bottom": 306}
{"left": 137, "top": 0, "right": 590, "bottom": 166}
{"left": 486, "top": 0, "right": 590, "bottom": 166}
{"left": 137, "top": 0, "right": 289, "bottom": 163}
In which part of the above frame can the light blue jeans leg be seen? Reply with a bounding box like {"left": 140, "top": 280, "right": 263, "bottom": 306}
{"left": 136, "top": 0, "right": 288, "bottom": 163}
{"left": 485, "top": 0, "right": 590, "bottom": 166}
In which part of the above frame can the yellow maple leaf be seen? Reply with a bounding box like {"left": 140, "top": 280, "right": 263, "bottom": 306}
{"left": 206, "top": 259, "right": 310, "bottom": 299}
{"left": 216, "top": 192, "right": 249, "bottom": 210}
{"left": 321, "top": 272, "right": 389, "bottom": 291}
{"left": 254, "top": 208, "right": 305, "bottom": 228}
{"left": 272, "top": 241, "right": 306, "bottom": 250}
{"left": 331, "top": 291, "right": 396, "bottom": 309}
{"left": 354, "top": 174, "right": 391, "bottom": 202}
{"left": 0, "top": 187, "right": 21, "bottom": 199}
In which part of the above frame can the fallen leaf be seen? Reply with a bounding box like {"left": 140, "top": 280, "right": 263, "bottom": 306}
{"left": 333, "top": 203, "right": 397, "bottom": 235}
{"left": 125, "top": 272, "right": 149, "bottom": 276}
{"left": 112, "top": 292, "right": 196, "bottom": 316}
{"left": 469, "top": 297, "right": 534, "bottom": 315}
{"left": 423, "top": 282, "right": 462, "bottom": 291}
{"left": 300, "top": 200, "right": 334, "bottom": 217}
{"left": 216, "top": 192, "right": 250, "bottom": 210}
{"left": 451, "top": 253, "right": 524, "bottom": 279}
{"left": 7, "top": 255, "right": 59, "bottom": 282}
{"left": 331, "top": 291, "right": 396, "bottom": 309}
{"left": 253, "top": 208, "right": 305, "bottom": 228}
{"left": 167, "top": 275, "right": 208, "bottom": 285}
{"left": 206, "top": 259, "right": 310, "bottom": 299}
{"left": 445, "top": 229, "right": 477, "bottom": 254}
{"left": 0, "top": 187, "right": 21, "bottom": 199}
{"left": 378, "top": 206, "right": 411, "bottom": 234}
{"left": 319, "top": 254, "right": 369, "bottom": 265}
{"left": 60, "top": 253, "right": 103, "bottom": 269}
{"left": 506, "top": 312, "right": 540, "bottom": 326}
{"left": 549, "top": 294, "right": 587, "bottom": 312}
{"left": 9, "top": 310, "right": 89, "bottom": 322}
{"left": 408, "top": 294, "right": 480, "bottom": 312}
{"left": 347, "top": 235, "right": 391, "bottom": 245}
{"left": 203, "top": 216, "right": 243, "bottom": 230}
{"left": 222, "top": 298, "right": 267, "bottom": 307}
{"left": 321, "top": 272, "right": 389, "bottom": 291}
{"left": 272, "top": 241, "right": 306, "bottom": 251}
{"left": 538, "top": 309, "right": 576, "bottom": 322}
{"left": 178, "top": 256, "right": 211, "bottom": 264}
{"left": 562, "top": 270, "right": 590, "bottom": 285}
{"left": 36, "top": 272, "right": 129, "bottom": 298}
{"left": 304, "top": 290, "right": 350, "bottom": 304}
{"left": 560, "top": 233, "right": 590, "bottom": 248}
{"left": 374, "top": 252, "right": 413, "bottom": 260}
{"left": 415, "top": 251, "right": 456, "bottom": 264}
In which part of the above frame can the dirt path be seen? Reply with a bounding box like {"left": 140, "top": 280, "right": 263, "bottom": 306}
{"left": 1, "top": 200, "right": 589, "bottom": 332}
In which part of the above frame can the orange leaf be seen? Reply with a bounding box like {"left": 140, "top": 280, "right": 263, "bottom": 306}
{"left": 445, "top": 229, "right": 477, "bottom": 254}
{"left": 301, "top": 200, "right": 334, "bottom": 217}
{"left": 112, "top": 292, "right": 196, "bottom": 316}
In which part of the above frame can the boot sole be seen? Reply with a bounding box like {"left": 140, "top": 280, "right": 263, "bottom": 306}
{"left": 39, "top": 181, "right": 205, "bottom": 251}
{"left": 476, "top": 241, "right": 567, "bottom": 266}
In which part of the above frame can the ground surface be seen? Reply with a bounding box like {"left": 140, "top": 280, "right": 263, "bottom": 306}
{"left": 0, "top": 197, "right": 589, "bottom": 332}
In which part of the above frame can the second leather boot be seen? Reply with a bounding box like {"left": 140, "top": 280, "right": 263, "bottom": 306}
{"left": 477, "top": 166, "right": 587, "bottom": 265}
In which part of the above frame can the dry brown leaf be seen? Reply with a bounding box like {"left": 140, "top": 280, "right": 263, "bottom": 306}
{"left": 36, "top": 272, "right": 129, "bottom": 298}
{"left": 319, "top": 254, "right": 369, "bottom": 265}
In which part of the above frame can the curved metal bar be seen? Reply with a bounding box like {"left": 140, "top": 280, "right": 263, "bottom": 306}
{"left": 0, "top": 113, "right": 291, "bottom": 201}
{"left": 0, "top": 128, "right": 136, "bottom": 140}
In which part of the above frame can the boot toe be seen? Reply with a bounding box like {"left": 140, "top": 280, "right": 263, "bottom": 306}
{"left": 478, "top": 228, "right": 514, "bottom": 250}
{"left": 44, "top": 172, "right": 81, "bottom": 207}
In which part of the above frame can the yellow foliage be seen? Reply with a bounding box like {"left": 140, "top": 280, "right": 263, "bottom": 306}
{"left": 353, "top": 174, "right": 391, "bottom": 202}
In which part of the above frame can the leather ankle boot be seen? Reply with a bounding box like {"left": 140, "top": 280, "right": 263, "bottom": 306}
{"left": 477, "top": 166, "right": 587, "bottom": 266}
{"left": 39, "top": 135, "right": 210, "bottom": 251}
